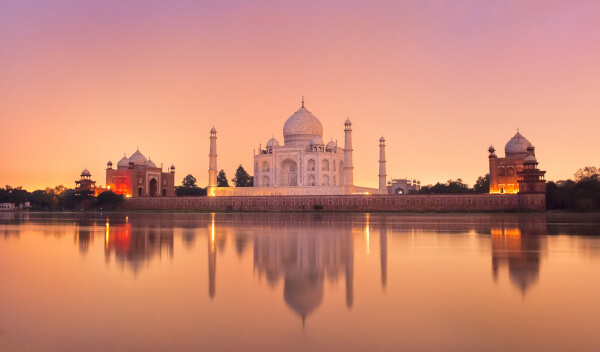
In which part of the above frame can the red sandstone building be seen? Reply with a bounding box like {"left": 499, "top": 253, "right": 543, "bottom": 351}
{"left": 488, "top": 131, "right": 545, "bottom": 194}
{"left": 106, "top": 149, "right": 175, "bottom": 197}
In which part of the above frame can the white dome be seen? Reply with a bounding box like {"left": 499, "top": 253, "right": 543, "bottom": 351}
{"left": 81, "top": 169, "right": 91, "bottom": 176}
{"left": 147, "top": 158, "right": 157, "bottom": 168}
{"left": 266, "top": 137, "right": 280, "bottom": 148}
{"left": 117, "top": 155, "right": 130, "bottom": 168}
{"left": 326, "top": 140, "right": 336, "bottom": 150}
{"left": 505, "top": 131, "right": 532, "bottom": 158}
{"left": 129, "top": 149, "right": 147, "bottom": 165}
{"left": 283, "top": 106, "right": 323, "bottom": 147}
{"left": 310, "top": 136, "right": 324, "bottom": 146}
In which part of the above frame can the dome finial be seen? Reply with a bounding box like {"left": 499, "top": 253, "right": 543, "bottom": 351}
{"left": 301, "top": 95, "right": 304, "bottom": 107}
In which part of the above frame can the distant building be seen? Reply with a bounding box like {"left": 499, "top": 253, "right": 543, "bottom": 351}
{"left": 106, "top": 149, "right": 176, "bottom": 197}
{"left": 387, "top": 178, "right": 421, "bottom": 195}
{"left": 75, "top": 169, "right": 97, "bottom": 192}
{"left": 488, "top": 130, "right": 545, "bottom": 194}
{"left": 0, "top": 203, "right": 15, "bottom": 211}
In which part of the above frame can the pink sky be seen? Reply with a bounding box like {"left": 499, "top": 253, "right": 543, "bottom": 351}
{"left": 1, "top": 0, "right": 599, "bottom": 190}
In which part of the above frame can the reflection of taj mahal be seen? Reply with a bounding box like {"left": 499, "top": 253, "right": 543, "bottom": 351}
{"left": 208, "top": 99, "right": 391, "bottom": 196}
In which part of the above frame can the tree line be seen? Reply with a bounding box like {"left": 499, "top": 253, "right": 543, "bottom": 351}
{"left": 0, "top": 185, "right": 124, "bottom": 211}
{"left": 546, "top": 166, "right": 600, "bottom": 212}
{"left": 176, "top": 165, "right": 253, "bottom": 196}
{"left": 4, "top": 166, "right": 598, "bottom": 212}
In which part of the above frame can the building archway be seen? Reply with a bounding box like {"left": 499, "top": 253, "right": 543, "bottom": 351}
{"left": 395, "top": 187, "right": 405, "bottom": 195}
{"left": 308, "top": 174, "right": 316, "bottom": 186}
{"left": 279, "top": 159, "right": 298, "bottom": 186}
{"left": 307, "top": 159, "right": 316, "bottom": 171}
{"left": 162, "top": 188, "right": 167, "bottom": 196}
{"left": 149, "top": 178, "right": 158, "bottom": 197}
{"left": 262, "top": 175, "right": 270, "bottom": 187}
{"left": 138, "top": 187, "right": 143, "bottom": 197}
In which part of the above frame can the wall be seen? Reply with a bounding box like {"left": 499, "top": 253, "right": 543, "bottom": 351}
{"left": 209, "top": 185, "right": 385, "bottom": 196}
{"left": 124, "top": 193, "right": 546, "bottom": 212}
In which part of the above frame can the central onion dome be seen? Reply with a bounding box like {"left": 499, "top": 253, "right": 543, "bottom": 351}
{"left": 505, "top": 131, "right": 533, "bottom": 158}
{"left": 283, "top": 106, "right": 323, "bottom": 147}
{"left": 129, "top": 149, "right": 147, "bottom": 165}
{"left": 81, "top": 169, "right": 91, "bottom": 176}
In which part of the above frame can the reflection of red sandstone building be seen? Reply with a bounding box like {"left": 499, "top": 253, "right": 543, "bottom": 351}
{"left": 104, "top": 220, "right": 174, "bottom": 274}
{"left": 106, "top": 149, "right": 175, "bottom": 197}
{"left": 488, "top": 131, "right": 545, "bottom": 194}
{"left": 491, "top": 217, "right": 547, "bottom": 294}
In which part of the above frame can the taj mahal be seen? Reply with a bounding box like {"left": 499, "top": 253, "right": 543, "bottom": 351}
{"left": 208, "top": 99, "right": 394, "bottom": 196}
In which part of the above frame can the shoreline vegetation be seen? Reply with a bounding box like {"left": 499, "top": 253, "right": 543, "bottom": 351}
{"left": 2, "top": 167, "right": 598, "bottom": 213}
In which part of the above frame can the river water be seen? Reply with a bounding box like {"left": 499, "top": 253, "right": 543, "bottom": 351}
{"left": 1, "top": 212, "right": 599, "bottom": 352}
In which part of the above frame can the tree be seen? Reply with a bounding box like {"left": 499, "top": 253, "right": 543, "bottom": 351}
{"left": 96, "top": 191, "right": 125, "bottom": 210}
{"left": 182, "top": 174, "right": 198, "bottom": 188}
{"left": 232, "top": 165, "right": 253, "bottom": 187}
{"left": 473, "top": 174, "right": 490, "bottom": 193}
{"left": 574, "top": 166, "right": 600, "bottom": 182}
{"left": 217, "top": 170, "right": 229, "bottom": 187}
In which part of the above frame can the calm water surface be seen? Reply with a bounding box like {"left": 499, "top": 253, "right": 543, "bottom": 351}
{"left": 1, "top": 212, "right": 599, "bottom": 352}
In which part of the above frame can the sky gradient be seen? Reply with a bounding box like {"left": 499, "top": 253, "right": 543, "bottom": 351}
{"left": 1, "top": 0, "right": 599, "bottom": 190}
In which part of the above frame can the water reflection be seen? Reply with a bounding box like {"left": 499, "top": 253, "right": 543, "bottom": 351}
{"left": 489, "top": 218, "right": 547, "bottom": 294}
{"left": 104, "top": 217, "right": 174, "bottom": 274}
{"left": 7, "top": 213, "right": 600, "bottom": 318}
{"left": 253, "top": 222, "right": 356, "bottom": 323}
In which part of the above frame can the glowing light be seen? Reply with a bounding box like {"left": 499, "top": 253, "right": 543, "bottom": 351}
{"left": 107, "top": 186, "right": 110, "bottom": 190}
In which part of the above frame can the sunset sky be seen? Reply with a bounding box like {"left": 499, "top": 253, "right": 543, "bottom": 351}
{"left": 1, "top": 0, "right": 599, "bottom": 191}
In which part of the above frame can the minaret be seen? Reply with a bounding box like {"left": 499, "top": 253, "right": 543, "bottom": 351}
{"left": 208, "top": 127, "right": 218, "bottom": 190}
{"left": 378, "top": 136, "right": 386, "bottom": 191}
{"left": 344, "top": 118, "right": 354, "bottom": 189}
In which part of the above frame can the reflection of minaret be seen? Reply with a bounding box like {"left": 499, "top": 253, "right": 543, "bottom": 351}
{"left": 345, "top": 230, "right": 354, "bottom": 309}
{"left": 209, "top": 214, "right": 216, "bottom": 299}
{"left": 380, "top": 222, "right": 387, "bottom": 289}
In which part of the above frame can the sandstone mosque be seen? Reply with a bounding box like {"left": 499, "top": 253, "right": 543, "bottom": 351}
{"left": 104, "top": 149, "right": 176, "bottom": 197}
{"left": 207, "top": 99, "right": 417, "bottom": 196}
{"left": 488, "top": 130, "right": 546, "bottom": 194}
